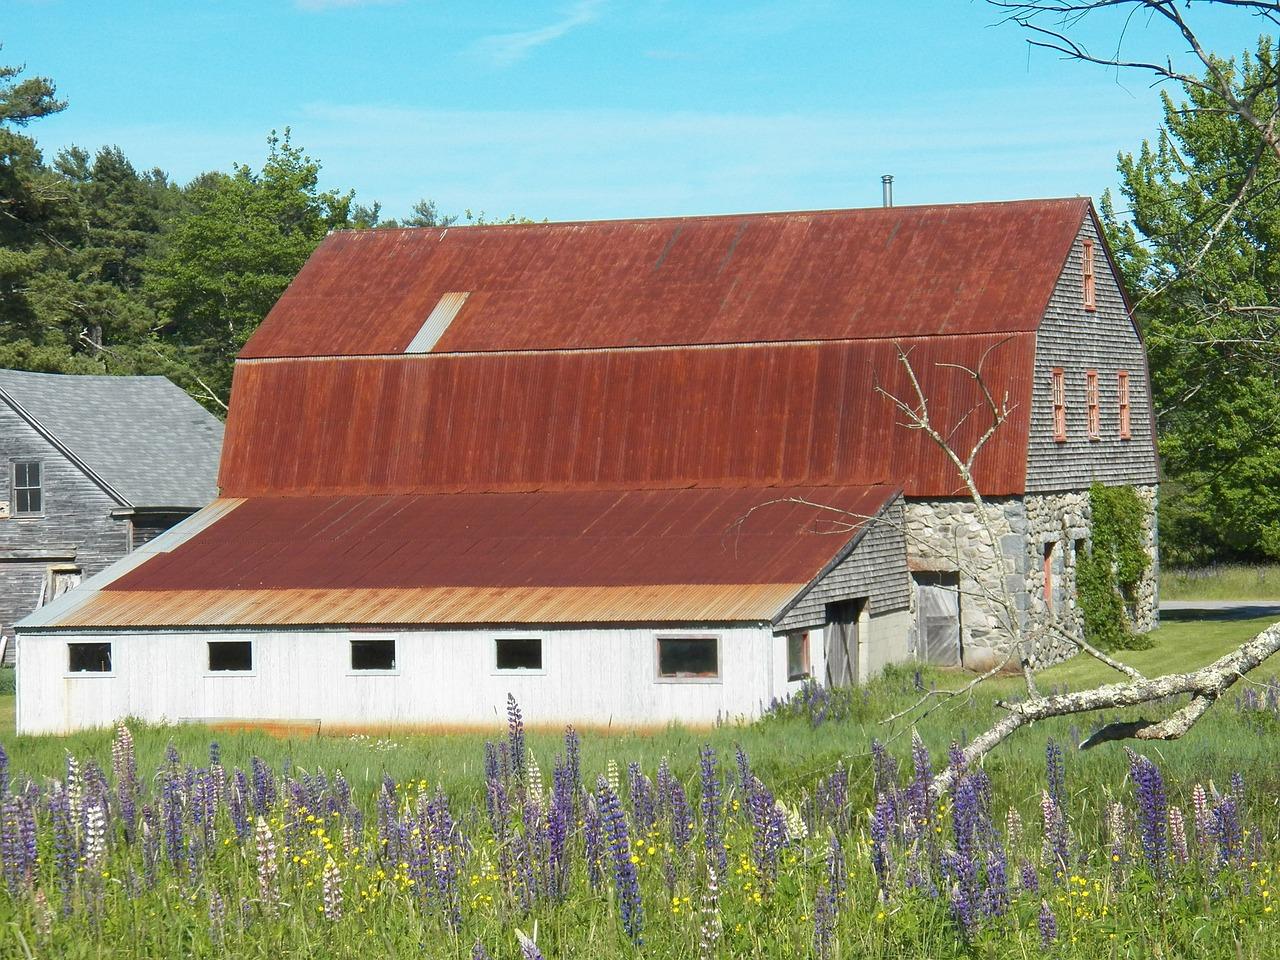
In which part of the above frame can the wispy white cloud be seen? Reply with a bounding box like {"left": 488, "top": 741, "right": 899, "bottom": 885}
{"left": 472, "top": 0, "right": 604, "bottom": 67}
{"left": 294, "top": 0, "right": 399, "bottom": 12}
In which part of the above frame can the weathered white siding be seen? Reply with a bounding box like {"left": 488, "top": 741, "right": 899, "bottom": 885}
{"left": 18, "top": 623, "right": 796, "bottom": 735}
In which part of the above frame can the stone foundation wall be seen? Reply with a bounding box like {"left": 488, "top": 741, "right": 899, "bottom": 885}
{"left": 905, "top": 485, "right": 1159, "bottom": 670}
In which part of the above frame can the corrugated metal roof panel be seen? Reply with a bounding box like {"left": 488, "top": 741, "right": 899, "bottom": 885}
{"left": 54, "top": 584, "right": 806, "bottom": 628}
{"left": 220, "top": 335, "right": 1035, "bottom": 498}
{"left": 241, "top": 199, "right": 1088, "bottom": 359}
{"left": 46, "top": 485, "right": 900, "bottom": 628}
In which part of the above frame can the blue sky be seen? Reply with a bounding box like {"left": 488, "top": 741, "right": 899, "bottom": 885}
{"left": 5, "top": 1, "right": 1269, "bottom": 221}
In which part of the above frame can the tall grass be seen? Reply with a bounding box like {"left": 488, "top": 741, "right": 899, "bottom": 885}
{"left": 1162, "top": 563, "right": 1280, "bottom": 601}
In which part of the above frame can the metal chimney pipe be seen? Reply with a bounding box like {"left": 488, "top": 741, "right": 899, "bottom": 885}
{"left": 881, "top": 174, "right": 894, "bottom": 208}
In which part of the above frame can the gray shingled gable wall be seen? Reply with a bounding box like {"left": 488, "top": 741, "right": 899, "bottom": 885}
{"left": 1025, "top": 215, "right": 1159, "bottom": 492}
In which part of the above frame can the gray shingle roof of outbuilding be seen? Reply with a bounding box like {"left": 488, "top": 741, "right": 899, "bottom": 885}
{"left": 0, "top": 370, "right": 223, "bottom": 509}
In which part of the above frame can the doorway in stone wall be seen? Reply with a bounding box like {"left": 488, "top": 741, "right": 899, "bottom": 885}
{"left": 914, "top": 571, "right": 961, "bottom": 667}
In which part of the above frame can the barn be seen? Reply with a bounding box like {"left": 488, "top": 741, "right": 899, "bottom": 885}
{"left": 15, "top": 197, "right": 1158, "bottom": 734}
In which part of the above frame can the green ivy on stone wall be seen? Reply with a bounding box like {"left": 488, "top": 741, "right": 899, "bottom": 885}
{"left": 1078, "top": 482, "right": 1153, "bottom": 651}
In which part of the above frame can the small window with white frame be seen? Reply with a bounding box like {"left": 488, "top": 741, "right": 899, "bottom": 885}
{"left": 1082, "top": 237, "right": 1096, "bottom": 311}
{"left": 351, "top": 638, "right": 397, "bottom": 671}
{"left": 12, "top": 461, "right": 42, "bottom": 516}
{"left": 68, "top": 641, "right": 112, "bottom": 673}
{"left": 208, "top": 640, "right": 253, "bottom": 672}
{"left": 495, "top": 637, "right": 543, "bottom": 672}
{"left": 656, "top": 636, "right": 719, "bottom": 680}
{"left": 1117, "top": 370, "right": 1131, "bottom": 440}
{"left": 786, "top": 630, "right": 810, "bottom": 681}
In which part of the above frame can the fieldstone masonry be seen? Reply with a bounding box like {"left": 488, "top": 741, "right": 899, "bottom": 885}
{"left": 904, "top": 484, "right": 1159, "bottom": 670}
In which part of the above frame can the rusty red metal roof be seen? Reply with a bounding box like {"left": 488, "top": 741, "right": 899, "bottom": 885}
{"left": 241, "top": 199, "right": 1090, "bottom": 359}
{"left": 56, "top": 485, "right": 899, "bottom": 627}
{"left": 221, "top": 334, "right": 1036, "bottom": 499}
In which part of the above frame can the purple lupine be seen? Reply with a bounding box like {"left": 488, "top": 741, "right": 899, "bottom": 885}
{"left": 564, "top": 726, "right": 581, "bottom": 796}
{"left": 507, "top": 695, "right": 526, "bottom": 786}
{"left": 869, "top": 793, "right": 893, "bottom": 893}
{"left": 49, "top": 785, "right": 76, "bottom": 911}
{"left": 192, "top": 768, "right": 216, "bottom": 846}
{"left": 1191, "top": 783, "right": 1212, "bottom": 857}
{"left": 471, "top": 941, "right": 493, "bottom": 960}
{"left": 583, "top": 791, "right": 604, "bottom": 889}
{"left": 656, "top": 758, "right": 674, "bottom": 820}
{"left": 377, "top": 776, "right": 400, "bottom": 864}
{"left": 208, "top": 890, "right": 226, "bottom": 944}
{"left": 1040, "top": 789, "right": 1069, "bottom": 883}
{"left": 140, "top": 805, "right": 160, "bottom": 889}
{"left": 1213, "top": 795, "right": 1243, "bottom": 868}
{"left": 816, "top": 763, "right": 849, "bottom": 832}
{"left": 906, "top": 732, "right": 932, "bottom": 839}
{"left": 112, "top": 725, "right": 139, "bottom": 842}
{"left": 812, "top": 886, "right": 836, "bottom": 960}
{"left": 735, "top": 745, "right": 753, "bottom": 797}
{"left": 1038, "top": 899, "right": 1057, "bottom": 946}
{"left": 0, "top": 796, "right": 22, "bottom": 893}
{"left": 517, "top": 931, "right": 545, "bottom": 960}
{"left": 981, "top": 844, "right": 1009, "bottom": 918}
{"left": 1127, "top": 751, "right": 1168, "bottom": 877}
{"left": 1045, "top": 739, "right": 1066, "bottom": 810}
{"left": 598, "top": 776, "right": 643, "bottom": 944}
{"left": 628, "top": 763, "right": 657, "bottom": 833}
{"left": 161, "top": 766, "right": 186, "bottom": 868}
{"left": 826, "top": 833, "right": 846, "bottom": 899}
{"left": 670, "top": 780, "right": 692, "bottom": 854}
{"left": 0, "top": 742, "right": 8, "bottom": 797}
{"left": 747, "top": 776, "right": 787, "bottom": 883}
{"left": 250, "top": 757, "right": 275, "bottom": 815}
{"left": 699, "top": 746, "right": 727, "bottom": 875}
{"left": 1019, "top": 859, "right": 1039, "bottom": 893}
{"left": 1231, "top": 771, "right": 1246, "bottom": 805}
{"left": 229, "top": 772, "right": 251, "bottom": 842}
{"left": 948, "top": 754, "right": 981, "bottom": 937}
{"left": 548, "top": 763, "right": 574, "bottom": 898}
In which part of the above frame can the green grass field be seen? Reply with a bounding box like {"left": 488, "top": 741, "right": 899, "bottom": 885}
{"left": 1, "top": 615, "right": 1278, "bottom": 959}
{"left": 1161, "top": 563, "right": 1280, "bottom": 601}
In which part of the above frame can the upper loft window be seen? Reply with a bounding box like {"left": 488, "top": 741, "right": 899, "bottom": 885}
{"left": 1085, "top": 370, "right": 1100, "bottom": 440}
{"left": 405, "top": 291, "right": 470, "bottom": 353}
{"left": 1082, "top": 238, "right": 1097, "bottom": 312}
{"left": 1118, "top": 370, "right": 1132, "bottom": 440}
{"left": 1051, "top": 368, "right": 1067, "bottom": 442}
{"left": 12, "top": 461, "right": 42, "bottom": 516}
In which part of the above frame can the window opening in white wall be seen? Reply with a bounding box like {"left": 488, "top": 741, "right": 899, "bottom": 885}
{"left": 656, "top": 636, "right": 719, "bottom": 679}
{"left": 68, "top": 642, "right": 111, "bottom": 672}
{"left": 351, "top": 639, "right": 396, "bottom": 671}
{"left": 208, "top": 641, "right": 253, "bottom": 672}
{"left": 787, "top": 631, "right": 811, "bottom": 681}
{"left": 496, "top": 638, "right": 543, "bottom": 671}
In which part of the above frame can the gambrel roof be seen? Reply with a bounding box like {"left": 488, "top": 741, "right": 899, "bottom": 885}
{"left": 0, "top": 370, "right": 224, "bottom": 509}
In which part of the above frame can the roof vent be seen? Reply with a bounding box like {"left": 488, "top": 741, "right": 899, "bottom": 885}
{"left": 881, "top": 174, "right": 894, "bottom": 208}
{"left": 405, "top": 292, "right": 470, "bottom": 354}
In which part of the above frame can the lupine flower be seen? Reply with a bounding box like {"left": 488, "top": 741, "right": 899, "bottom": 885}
{"left": 669, "top": 780, "right": 692, "bottom": 854}
{"left": 735, "top": 745, "right": 753, "bottom": 796}
{"left": 1038, "top": 899, "right": 1057, "bottom": 946}
{"left": 564, "top": 726, "right": 581, "bottom": 797}
{"left": 516, "top": 930, "right": 545, "bottom": 960}
{"left": 33, "top": 888, "right": 51, "bottom": 940}
{"left": 322, "top": 856, "right": 343, "bottom": 921}
{"left": 699, "top": 746, "right": 727, "bottom": 874}
{"left": 1019, "top": 859, "right": 1039, "bottom": 893}
{"left": 698, "top": 860, "right": 721, "bottom": 960}
{"left": 1045, "top": 739, "right": 1066, "bottom": 810}
{"left": 229, "top": 771, "right": 251, "bottom": 842}
{"left": 161, "top": 766, "right": 186, "bottom": 868}
{"left": 1213, "top": 795, "right": 1243, "bottom": 868}
{"left": 747, "top": 776, "right": 787, "bottom": 883}
{"left": 906, "top": 732, "right": 931, "bottom": 838}
{"left": 1005, "top": 807, "right": 1023, "bottom": 848}
{"left": 507, "top": 695, "right": 526, "bottom": 786}
{"left": 869, "top": 793, "right": 893, "bottom": 893}
{"left": 606, "top": 759, "right": 620, "bottom": 798}
{"left": 208, "top": 890, "right": 226, "bottom": 944}
{"left": 812, "top": 885, "right": 836, "bottom": 960}
{"left": 255, "top": 816, "right": 279, "bottom": 910}
{"left": 1040, "top": 790, "right": 1068, "bottom": 882}
{"left": 1169, "top": 806, "right": 1190, "bottom": 865}
{"left": 471, "top": 941, "right": 493, "bottom": 960}
{"left": 0, "top": 742, "right": 7, "bottom": 797}
{"left": 1192, "top": 783, "right": 1212, "bottom": 856}
{"left": 112, "top": 725, "right": 139, "bottom": 842}
{"left": 140, "top": 806, "right": 160, "bottom": 890}
{"left": 0, "top": 796, "right": 23, "bottom": 894}
{"left": 250, "top": 757, "right": 276, "bottom": 815}
{"left": 1127, "top": 751, "right": 1169, "bottom": 877}
{"left": 548, "top": 763, "right": 573, "bottom": 898}
{"left": 597, "top": 776, "right": 643, "bottom": 944}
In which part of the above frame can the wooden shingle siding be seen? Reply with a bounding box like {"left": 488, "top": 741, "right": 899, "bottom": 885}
{"left": 0, "top": 405, "right": 129, "bottom": 641}
{"left": 1026, "top": 216, "right": 1158, "bottom": 492}
{"left": 774, "top": 497, "right": 909, "bottom": 632}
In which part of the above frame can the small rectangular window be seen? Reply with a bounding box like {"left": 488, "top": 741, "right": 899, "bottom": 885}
{"left": 1051, "top": 368, "right": 1067, "bottom": 442}
{"left": 495, "top": 638, "right": 543, "bottom": 671}
{"left": 787, "top": 631, "right": 810, "bottom": 681}
{"left": 1118, "top": 370, "right": 1131, "bottom": 440}
{"left": 351, "top": 638, "right": 396, "bottom": 671}
{"left": 1082, "top": 238, "right": 1096, "bottom": 311}
{"left": 657, "top": 636, "right": 719, "bottom": 679}
{"left": 1043, "top": 542, "right": 1056, "bottom": 610}
{"left": 12, "top": 461, "right": 42, "bottom": 516}
{"left": 1085, "top": 370, "right": 1100, "bottom": 440}
{"left": 68, "top": 642, "right": 111, "bottom": 673}
{"left": 208, "top": 641, "right": 252, "bottom": 672}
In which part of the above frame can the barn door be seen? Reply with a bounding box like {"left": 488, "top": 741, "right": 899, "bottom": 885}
{"left": 824, "top": 599, "right": 862, "bottom": 688}
{"left": 914, "top": 573, "right": 961, "bottom": 666}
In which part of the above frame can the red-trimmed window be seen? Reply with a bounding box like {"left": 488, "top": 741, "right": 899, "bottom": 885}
{"left": 1052, "top": 368, "right": 1067, "bottom": 441}
{"left": 1085, "top": 369, "right": 1100, "bottom": 440}
{"left": 1082, "top": 238, "right": 1096, "bottom": 311}
{"left": 1118, "top": 370, "right": 1131, "bottom": 439}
